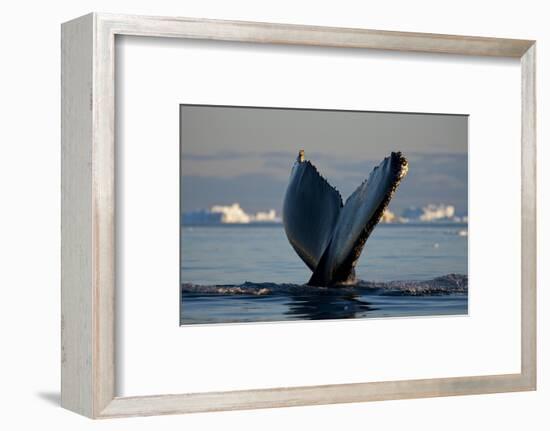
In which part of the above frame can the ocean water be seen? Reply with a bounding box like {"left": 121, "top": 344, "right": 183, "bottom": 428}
{"left": 180, "top": 223, "right": 468, "bottom": 324}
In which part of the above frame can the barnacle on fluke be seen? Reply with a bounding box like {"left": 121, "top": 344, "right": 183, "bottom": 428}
{"left": 282, "top": 151, "right": 409, "bottom": 287}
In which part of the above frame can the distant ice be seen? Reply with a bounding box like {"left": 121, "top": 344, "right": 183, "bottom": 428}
{"left": 182, "top": 202, "right": 467, "bottom": 226}
{"left": 182, "top": 203, "right": 281, "bottom": 225}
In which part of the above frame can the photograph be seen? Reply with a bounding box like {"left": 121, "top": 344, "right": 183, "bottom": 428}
{"left": 180, "top": 105, "right": 468, "bottom": 324}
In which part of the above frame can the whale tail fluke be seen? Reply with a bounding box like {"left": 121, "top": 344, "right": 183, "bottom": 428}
{"left": 283, "top": 151, "right": 409, "bottom": 287}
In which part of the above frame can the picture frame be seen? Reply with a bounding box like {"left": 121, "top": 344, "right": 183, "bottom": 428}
{"left": 61, "top": 12, "right": 536, "bottom": 419}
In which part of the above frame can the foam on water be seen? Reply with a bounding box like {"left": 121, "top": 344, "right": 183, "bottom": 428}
{"left": 181, "top": 273, "right": 467, "bottom": 297}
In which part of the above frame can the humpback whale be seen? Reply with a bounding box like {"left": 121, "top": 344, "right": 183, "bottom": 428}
{"left": 282, "top": 151, "right": 408, "bottom": 287}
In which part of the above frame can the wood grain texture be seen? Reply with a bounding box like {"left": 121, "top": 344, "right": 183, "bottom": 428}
{"left": 100, "top": 374, "right": 531, "bottom": 418}
{"left": 520, "top": 44, "right": 537, "bottom": 389}
{"left": 61, "top": 13, "right": 94, "bottom": 417}
{"left": 100, "top": 13, "right": 533, "bottom": 57}
{"left": 61, "top": 13, "right": 117, "bottom": 418}
{"left": 92, "top": 14, "right": 117, "bottom": 416}
{"left": 61, "top": 13, "right": 537, "bottom": 419}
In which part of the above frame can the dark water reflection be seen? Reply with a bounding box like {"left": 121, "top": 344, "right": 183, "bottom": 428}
{"left": 180, "top": 274, "right": 468, "bottom": 324}
{"left": 285, "top": 292, "right": 375, "bottom": 320}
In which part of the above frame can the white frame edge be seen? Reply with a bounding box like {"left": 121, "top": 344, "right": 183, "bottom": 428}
{"left": 61, "top": 12, "right": 537, "bottom": 419}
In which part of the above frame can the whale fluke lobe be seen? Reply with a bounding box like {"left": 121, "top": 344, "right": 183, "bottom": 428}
{"left": 282, "top": 152, "right": 343, "bottom": 271}
{"left": 310, "top": 152, "right": 408, "bottom": 286}
{"left": 283, "top": 151, "right": 408, "bottom": 287}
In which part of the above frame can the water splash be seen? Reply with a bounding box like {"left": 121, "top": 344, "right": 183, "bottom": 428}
{"left": 181, "top": 273, "right": 467, "bottom": 297}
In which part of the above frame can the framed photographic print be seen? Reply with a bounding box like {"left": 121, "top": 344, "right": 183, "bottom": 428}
{"left": 61, "top": 13, "right": 536, "bottom": 418}
{"left": 179, "top": 105, "right": 468, "bottom": 324}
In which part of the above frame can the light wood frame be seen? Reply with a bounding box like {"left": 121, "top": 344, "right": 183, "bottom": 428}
{"left": 61, "top": 12, "right": 537, "bottom": 419}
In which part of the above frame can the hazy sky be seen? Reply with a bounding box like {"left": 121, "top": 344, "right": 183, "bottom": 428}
{"left": 180, "top": 105, "right": 468, "bottom": 215}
